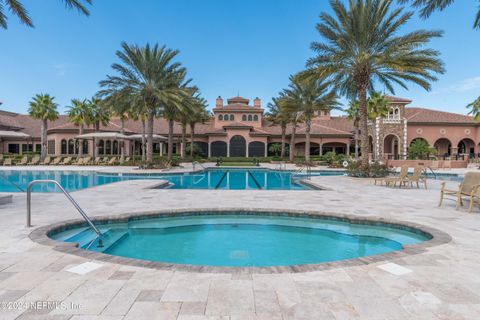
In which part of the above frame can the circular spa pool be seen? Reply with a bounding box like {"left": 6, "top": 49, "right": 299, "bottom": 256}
{"left": 49, "top": 212, "right": 431, "bottom": 267}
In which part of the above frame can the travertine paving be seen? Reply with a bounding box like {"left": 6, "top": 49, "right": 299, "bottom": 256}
{"left": 0, "top": 167, "right": 479, "bottom": 320}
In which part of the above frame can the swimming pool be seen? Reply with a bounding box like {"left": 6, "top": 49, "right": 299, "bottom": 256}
{"left": 0, "top": 169, "right": 344, "bottom": 192}
{"left": 49, "top": 212, "right": 431, "bottom": 267}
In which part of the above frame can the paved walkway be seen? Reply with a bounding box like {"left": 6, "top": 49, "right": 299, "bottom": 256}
{"left": 0, "top": 171, "right": 479, "bottom": 319}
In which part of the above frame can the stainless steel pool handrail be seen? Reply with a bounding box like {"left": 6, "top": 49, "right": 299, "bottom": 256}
{"left": 26, "top": 180, "right": 102, "bottom": 236}
{"left": 192, "top": 161, "right": 206, "bottom": 171}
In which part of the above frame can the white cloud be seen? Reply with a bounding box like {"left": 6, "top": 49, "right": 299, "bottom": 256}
{"left": 449, "top": 76, "right": 480, "bottom": 92}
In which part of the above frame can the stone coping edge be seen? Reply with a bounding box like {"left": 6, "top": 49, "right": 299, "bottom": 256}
{"left": 29, "top": 208, "right": 452, "bottom": 274}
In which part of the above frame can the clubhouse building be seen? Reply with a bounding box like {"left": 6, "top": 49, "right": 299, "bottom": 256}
{"left": 0, "top": 95, "right": 478, "bottom": 162}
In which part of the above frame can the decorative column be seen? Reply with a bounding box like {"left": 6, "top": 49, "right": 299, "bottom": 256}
{"left": 208, "top": 141, "right": 211, "bottom": 158}
{"left": 403, "top": 118, "right": 408, "bottom": 160}
{"left": 264, "top": 142, "right": 268, "bottom": 157}
{"left": 159, "top": 142, "right": 163, "bottom": 156}
{"left": 246, "top": 142, "right": 249, "bottom": 158}
{"left": 319, "top": 143, "right": 323, "bottom": 156}
{"left": 227, "top": 142, "right": 230, "bottom": 157}
{"left": 346, "top": 142, "right": 350, "bottom": 156}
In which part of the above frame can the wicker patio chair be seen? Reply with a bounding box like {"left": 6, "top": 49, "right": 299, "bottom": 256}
{"left": 439, "top": 172, "right": 480, "bottom": 210}
{"left": 406, "top": 166, "right": 427, "bottom": 189}
{"left": 374, "top": 165, "right": 408, "bottom": 187}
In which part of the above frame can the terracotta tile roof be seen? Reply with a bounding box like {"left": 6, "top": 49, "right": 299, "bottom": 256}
{"left": 222, "top": 122, "right": 253, "bottom": 129}
{"left": 405, "top": 107, "right": 476, "bottom": 124}
{"left": 227, "top": 96, "right": 249, "bottom": 105}
{"left": 260, "top": 116, "right": 354, "bottom": 136}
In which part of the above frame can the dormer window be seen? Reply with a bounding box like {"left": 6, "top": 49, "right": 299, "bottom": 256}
{"left": 387, "top": 107, "right": 401, "bottom": 120}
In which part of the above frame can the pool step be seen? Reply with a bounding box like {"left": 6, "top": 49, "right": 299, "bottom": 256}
{"left": 64, "top": 227, "right": 110, "bottom": 248}
{"left": 88, "top": 229, "right": 129, "bottom": 252}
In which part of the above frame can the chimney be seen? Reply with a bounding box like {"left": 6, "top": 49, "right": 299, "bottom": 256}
{"left": 215, "top": 96, "right": 223, "bottom": 108}
{"left": 253, "top": 97, "right": 261, "bottom": 108}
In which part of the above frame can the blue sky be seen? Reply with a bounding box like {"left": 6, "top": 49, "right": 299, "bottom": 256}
{"left": 0, "top": 0, "right": 479, "bottom": 115}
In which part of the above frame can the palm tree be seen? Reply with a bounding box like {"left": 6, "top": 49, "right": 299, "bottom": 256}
{"left": 127, "top": 100, "right": 148, "bottom": 161}
{"left": 345, "top": 100, "right": 360, "bottom": 158}
{"left": 367, "top": 92, "right": 389, "bottom": 121}
{"left": 104, "top": 90, "right": 132, "bottom": 161}
{"left": 67, "top": 99, "right": 91, "bottom": 157}
{"left": 99, "top": 42, "right": 189, "bottom": 163}
{"left": 1, "top": 0, "right": 92, "bottom": 29}
{"left": 399, "top": 0, "right": 480, "bottom": 29}
{"left": 89, "top": 97, "right": 110, "bottom": 159}
{"left": 266, "top": 97, "right": 291, "bottom": 159}
{"left": 308, "top": 0, "right": 444, "bottom": 165}
{"left": 28, "top": 94, "right": 59, "bottom": 161}
{"left": 281, "top": 75, "right": 338, "bottom": 163}
{"left": 467, "top": 96, "right": 480, "bottom": 121}
{"left": 187, "top": 96, "right": 209, "bottom": 159}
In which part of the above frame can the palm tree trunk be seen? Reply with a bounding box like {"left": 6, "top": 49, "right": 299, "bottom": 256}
{"left": 146, "top": 110, "right": 154, "bottom": 162}
{"left": 168, "top": 119, "right": 174, "bottom": 161}
{"left": 181, "top": 124, "right": 187, "bottom": 159}
{"left": 94, "top": 122, "right": 99, "bottom": 160}
{"left": 280, "top": 125, "right": 286, "bottom": 159}
{"left": 78, "top": 125, "right": 84, "bottom": 157}
{"left": 141, "top": 118, "right": 146, "bottom": 162}
{"left": 289, "top": 122, "right": 297, "bottom": 162}
{"left": 120, "top": 117, "right": 125, "bottom": 163}
{"left": 41, "top": 119, "right": 47, "bottom": 161}
{"left": 190, "top": 124, "right": 195, "bottom": 158}
{"left": 354, "top": 126, "right": 359, "bottom": 159}
{"left": 305, "top": 119, "right": 311, "bottom": 163}
{"left": 358, "top": 85, "right": 369, "bottom": 166}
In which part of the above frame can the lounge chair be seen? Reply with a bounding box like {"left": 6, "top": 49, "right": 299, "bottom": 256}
{"left": 80, "top": 156, "right": 92, "bottom": 165}
{"left": 106, "top": 157, "right": 118, "bottom": 165}
{"left": 124, "top": 156, "right": 131, "bottom": 162}
{"left": 72, "top": 157, "right": 84, "bottom": 165}
{"left": 27, "top": 156, "right": 40, "bottom": 165}
{"left": 40, "top": 156, "right": 52, "bottom": 165}
{"left": 60, "top": 157, "right": 72, "bottom": 165}
{"left": 443, "top": 159, "right": 451, "bottom": 170}
{"left": 439, "top": 172, "right": 480, "bottom": 211}
{"left": 51, "top": 157, "right": 63, "bottom": 165}
{"left": 3, "top": 158, "right": 12, "bottom": 166}
{"left": 16, "top": 156, "right": 28, "bottom": 166}
{"left": 374, "top": 165, "right": 408, "bottom": 187}
{"left": 406, "top": 166, "right": 427, "bottom": 189}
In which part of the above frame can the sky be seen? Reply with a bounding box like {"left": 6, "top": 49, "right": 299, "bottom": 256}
{"left": 0, "top": 0, "right": 479, "bottom": 116}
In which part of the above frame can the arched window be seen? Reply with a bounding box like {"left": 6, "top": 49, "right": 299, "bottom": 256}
{"left": 113, "top": 140, "right": 119, "bottom": 154}
{"left": 253, "top": 115, "right": 258, "bottom": 121}
{"left": 99, "top": 140, "right": 104, "bottom": 155}
{"left": 242, "top": 115, "right": 247, "bottom": 121}
{"left": 61, "top": 139, "right": 67, "bottom": 154}
{"left": 106, "top": 140, "right": 112, "bottom": 154}
{"left": 68, "top": 139, "right": 75, "bottom": 154}
{"left": 248, "top": 115, "right": 253, "bottom": 121}
{"left": 229, "top": 114, "right": 234, "bottom": 121}
{"left": 218, "top": 114, "right": 223, "bottom": 121}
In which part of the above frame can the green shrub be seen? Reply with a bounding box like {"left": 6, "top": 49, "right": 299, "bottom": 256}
{"left": 346, "top": 161, "right": 391, "bottom": 178}
{"left": 408, "top": 139, "right": 430, "bottom": 160}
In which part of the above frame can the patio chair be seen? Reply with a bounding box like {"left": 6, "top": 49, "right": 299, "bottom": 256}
{"left": 15, "top": 156, "right": 28, "bottom": 166}
{"left": 80, "top": 156, "right": 92, "bottom": 165}
{"left": 406, "top": 166, "right": 427, "bottom": 189}
{"left": 439, "top": 172, "right": 480, "bottom": 210}
{"left": 3, "top": 158, "right": 12, "bottom": 166}
{"left": 60, "top": 157, "right": 72, "bottom": 165}
{"left": 51, "top": 157, "right": 63, "bottom": 165}
{"left": 443, "top": 159, "right": 452, "bottom": 170}
{"left": 106, "top": 157, "right": 118, "bottom": 165}
{"left": 40, "top": 156, "right": 52, "bottom": 165}
{"left": 374, "top": 165, "right": 408, "bottom": 187}
{"left": 27, "top": 156, "right": 40, "bottom": 165}
{"left": 124, "top": 156, "right": 131, "bottom": 162}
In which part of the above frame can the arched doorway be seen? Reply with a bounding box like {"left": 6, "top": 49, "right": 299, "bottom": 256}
{"left": 383, "top": 134, "right": 400, "bottom": 159}
{"left": 190, "top": 141, "right": 208, "bottom": 157}
{"left": 248, "top": 141, "right": 265, "bottom": 157}
{"left": 230, "top": 135, "right": 246, "bottom": 157}
{"left": 211, "top": 141, "right": 227, "bottom": 157}
{"left": 434, "top": 138, "right": 452, "bottom": 158}
{"left": 458, "top": 138, "right": 475, "bottom": 159}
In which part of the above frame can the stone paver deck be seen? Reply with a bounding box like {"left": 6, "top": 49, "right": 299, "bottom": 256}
{"left": 0, "top": 168, "right": 479, "bottom": 319}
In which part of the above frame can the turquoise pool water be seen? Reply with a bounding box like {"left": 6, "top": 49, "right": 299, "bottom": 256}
{"left": 50, "top": 213, "right": 430, "bottom": 267}
{"left": 0, "top": 169, "right": 344, "bottom": 192}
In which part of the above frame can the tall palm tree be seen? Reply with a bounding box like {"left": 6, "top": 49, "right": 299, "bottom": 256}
{"left": 89, "top": 97, "right": 110, "bottom": 159}
{"left": 99, "top": 42, "right": 189, "bottom": 163}
{"left": 266, "top": 97, "right": 291, "bottom": 159}
{"left": 0, "top": 0, "right": 92, "bottom": 29}
{"left": 127, "top": 100, "right": 148, "bottom": 161}
{"left": 104, "top": 90, "right": 132, "bottom": 161}
{"left": 28, "top": 94, "right": 59, "bottom": 161}
{"left": 467, "top": 96, "right": 480, "bottom": 121}
{"left": 187, "top": 97, "right": 209, "bottom": 158}
{"left": 67, "top": 98, "right": 91, "bottom": 157}
{"left": 308, "top": 0, "right": 444, "bottom": 165}
{"left": 399, "top": 0, "right": 480, "bottom": 29}
{"left": 281, "top": 75, "right": 338, "bottom": 163}
{"left": 367, "top": 92, "right": 389, "bottom": 120}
